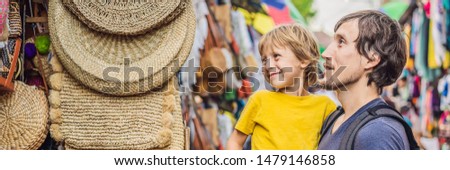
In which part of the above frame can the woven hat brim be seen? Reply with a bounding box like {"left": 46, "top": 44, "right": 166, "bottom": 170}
{"left": 49, "top": 0, "right": 196, "bottom": 96}
{"left": 49, "top": 71, "right": 184, "bottom": 150}
{"left": 0, "top": 82, "right": 49, "bottom": 150}
{"left": 62, "top": 0, "right": 185, "bottom": 35}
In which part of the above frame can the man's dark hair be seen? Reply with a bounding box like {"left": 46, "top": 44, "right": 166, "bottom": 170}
{"left": 335, "top": 10, "right": 406, "bottom": 94}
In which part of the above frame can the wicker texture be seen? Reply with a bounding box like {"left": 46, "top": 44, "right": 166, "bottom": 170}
{"left": 48, "top": 57, "right": 184, "bottom": 150}
{"left": 0, "top": 82, "right": 49, "bottom": 150}
{"left": 8, "top": 2, "right": 21, "bottom": 38}
{"left": 48, "top": 0, "right": 195, "bottom": 96}
{"left": 62, "top": 0, "right": 185, "bottom": 35}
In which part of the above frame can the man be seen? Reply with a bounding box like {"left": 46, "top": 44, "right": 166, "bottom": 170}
{"left": 318, "top": 10, "right": 418, "bottom": 150}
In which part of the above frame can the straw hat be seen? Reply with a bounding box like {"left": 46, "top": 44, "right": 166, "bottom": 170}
{"left": 48, "top": 54, "right": 185, "bottom": 150}
{"left": 62, "top": 0, "right": 186, "bottom": 35}
{"left": 49, "top": 0, "right": 195, "bottom": 96}
{"left": 0, "top": 82, "right": 49, "bottom": 150}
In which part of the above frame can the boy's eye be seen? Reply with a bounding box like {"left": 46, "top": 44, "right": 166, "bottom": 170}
{"left": 262, "top": 58, "right": 267, "bottom": 63}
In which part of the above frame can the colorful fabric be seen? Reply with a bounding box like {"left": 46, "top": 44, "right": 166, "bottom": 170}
{"left": 237, "top": 8, "right": 275, "bottom": 34}
{"left": 404, "top": 24, "right": 415, "bottom": 70}
{"left": 444, "top": 0, "right": 450, "bottom": 50}
{"left": 0, "top": 0, "right": 9, "bottom": 35}
{"left": 428, "top": 20, "right": 439, "bottom": 69}
{"left": 265, "top": 4, "right": 294, "bottom": 25}
{"left": 430, "top": 0, "right": 445, "bottom": 68}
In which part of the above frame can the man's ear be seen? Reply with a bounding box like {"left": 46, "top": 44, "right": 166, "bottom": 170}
{"left": 364, "top": 52, "right": 381, "bottom": 70}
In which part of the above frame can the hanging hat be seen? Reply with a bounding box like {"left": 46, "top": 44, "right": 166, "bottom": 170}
{"left": 202, "top": 47, "right": 228, "bottom": 73}
{"left": 0, "top": 82, "right": 49, "bottom": 150}
{"left": 47, "top": 52, "right": 186, "bottom": 150}
{"left": 62, "top": 0, "right": 186, "bottom": 35}
{"left": 48, "top": 0, "right": 195, "bottom": 96}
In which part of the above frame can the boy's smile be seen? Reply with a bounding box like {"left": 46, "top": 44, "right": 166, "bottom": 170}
{"left": 269, "top": 71, "right": 281, "bottom": 79}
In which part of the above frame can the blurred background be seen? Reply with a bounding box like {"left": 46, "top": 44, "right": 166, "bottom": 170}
{"left": 178, "top": 0, "right": 449, "bottom": 150}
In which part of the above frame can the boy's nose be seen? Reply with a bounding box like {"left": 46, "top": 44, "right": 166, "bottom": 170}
{"left": 266, "top": 58, "right": 279, "bottom": 72}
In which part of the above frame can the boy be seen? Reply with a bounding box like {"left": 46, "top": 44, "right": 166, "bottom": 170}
{"left": 227, "top": 24, "right": 336, "bottom": 150}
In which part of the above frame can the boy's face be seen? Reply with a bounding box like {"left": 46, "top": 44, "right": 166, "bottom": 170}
{"left": 262, "top": 46, "right": 307, "bottom": 90}
{"left": 320, "top": 20, "right": 370, "bottom": 90}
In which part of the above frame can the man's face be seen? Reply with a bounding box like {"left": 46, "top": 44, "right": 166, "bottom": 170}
{"left": 320, "top": 20, "right": 370, "bottom": 90}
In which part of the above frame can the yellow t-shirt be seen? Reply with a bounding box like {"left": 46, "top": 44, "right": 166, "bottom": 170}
{"left": 235, "top": 90, "right": 337, "bottom": 150}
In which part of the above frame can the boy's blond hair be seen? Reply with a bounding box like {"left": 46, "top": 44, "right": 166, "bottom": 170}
{"left": 258, "top": 23, "right": 320, "bottom": 88}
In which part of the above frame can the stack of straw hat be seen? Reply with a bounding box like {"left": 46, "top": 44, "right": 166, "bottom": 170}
{"left": 47, "top": 0, "right": 195, "bottom": 149}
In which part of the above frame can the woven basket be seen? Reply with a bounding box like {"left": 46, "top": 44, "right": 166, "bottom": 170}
{"left": 49, "top": 72, "right": 185, "bottom": 150}
{"left": 62, "top": 0, "right": 185, "bottom": 35}
{"left": 8, "top": 2, "right": 21, "bottom": 38}
{"left": 48, "top": 0, "right": 196, "bottom": 96}
{"left": 0, "top": 81, "right": 49, "bottom": 150}
{"left": 48, "top": 57, "right": 185, "bottom": 150}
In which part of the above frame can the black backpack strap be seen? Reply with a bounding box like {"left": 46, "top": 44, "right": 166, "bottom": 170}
{"left": 319, "top": 106, "right": 344, "bottom": 144}
{"left": 338, "top": 110, "right": 376, "bottom": 149}
{"left": 369, "top": 105, "right": 420, "bottom": 150}
{"left": 338, "top": 104, "right": 420, "bottom": 150}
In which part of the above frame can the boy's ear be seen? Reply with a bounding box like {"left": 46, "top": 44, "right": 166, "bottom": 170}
{"left": 300, "top": 61, "right": 310, "bottom": 69}
{"left": 364, "top": 52, "right": 381, "bottom": 70}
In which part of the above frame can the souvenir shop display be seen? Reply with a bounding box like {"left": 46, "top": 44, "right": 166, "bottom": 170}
{"left": 0, "top": 0, "right": 20, "bottom": 92}
{"left": 180, "top": 0, "right": 268, "bottom": 150}
{"left": 49, "top": 0, "right": 192, "bottom": 96}
{"left": 45, "top": 0, "right": 195, "bottom": 149}
{"left": 1, "top": 0, "right": 196, "bottom": 150}
{"left": 5, "top": 0, "right": 442, "bottom": 151}
{"left": 395, "top": 0, "right": 450, "bottom": 149}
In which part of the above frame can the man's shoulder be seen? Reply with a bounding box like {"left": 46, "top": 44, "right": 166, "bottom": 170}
{"left": 359, "top": 117, "right": 406, "bottom": 136}
{"left": 354, "top": 117, "right": 409, "bottom": 150}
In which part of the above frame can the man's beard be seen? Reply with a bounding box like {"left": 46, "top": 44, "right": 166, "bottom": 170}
{"left": 320, "top": 72, "right": 363, "bottom": 91}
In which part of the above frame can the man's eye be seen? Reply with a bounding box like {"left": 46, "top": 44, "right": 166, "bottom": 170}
{"left": 338, "top": 39, "right": 345, "bottom": 45}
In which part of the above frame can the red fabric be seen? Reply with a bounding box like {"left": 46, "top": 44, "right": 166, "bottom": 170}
{"left": 238, "top": 79, "right": 253, "bottom": 98}
{"left": 266, "top": 6, "right": 294, "bottom": 25}
{"left": 423, "top": 0, "right": 431, "bottom": 18}
{"left": 230, "top": 36, "right": 240, "bottom": 55}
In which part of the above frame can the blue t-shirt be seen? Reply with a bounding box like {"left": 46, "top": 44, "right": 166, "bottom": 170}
{"left": 318, "top": 98, "right": 410, "bottom": 150}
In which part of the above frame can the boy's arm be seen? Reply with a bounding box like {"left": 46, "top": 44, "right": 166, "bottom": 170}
{"left": 226, "top": 130, "right": 248, "bottom": 150}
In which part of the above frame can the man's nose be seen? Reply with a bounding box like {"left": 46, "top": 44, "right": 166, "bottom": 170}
{"left": 321, "top": 45, "right": 334, "bottom": 61}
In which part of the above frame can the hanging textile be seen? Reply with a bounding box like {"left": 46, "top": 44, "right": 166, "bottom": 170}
{"left": 180, "top": 0, "right": 210, "bottom": 88}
